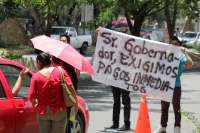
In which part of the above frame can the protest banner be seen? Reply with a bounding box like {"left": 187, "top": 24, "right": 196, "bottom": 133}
{"left": 92, "top": 28, "right": 182, "bottom": 102}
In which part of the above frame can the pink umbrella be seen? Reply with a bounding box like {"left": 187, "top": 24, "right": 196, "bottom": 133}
{"left": 31, "top": 35, "right": 94, "bottom": 75}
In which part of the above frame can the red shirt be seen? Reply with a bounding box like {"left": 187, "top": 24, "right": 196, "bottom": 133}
{"left": 28, "top": 67, "right": 72, "bottom": 114}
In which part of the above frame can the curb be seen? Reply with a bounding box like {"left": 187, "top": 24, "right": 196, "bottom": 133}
{"left": 79, "top": 72, "right": 92, "bottom": 81}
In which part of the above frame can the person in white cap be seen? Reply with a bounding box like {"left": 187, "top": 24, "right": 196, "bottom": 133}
{"left": 154, "top": 36, "right": 194, "bottom": 133}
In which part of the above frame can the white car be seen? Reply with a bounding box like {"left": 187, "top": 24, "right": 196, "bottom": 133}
{"left": 51, "top": 26, "right": 92, "bottom": 55}
{"left": 181, "top": 31, "right": 200, "bottom": 47}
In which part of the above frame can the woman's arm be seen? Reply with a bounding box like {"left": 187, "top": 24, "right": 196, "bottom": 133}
{"left": 180, "top": 47, "right": 194, "bottom": 67}
{"left": 12, "top": 68, "right": 29, "bottom": 97}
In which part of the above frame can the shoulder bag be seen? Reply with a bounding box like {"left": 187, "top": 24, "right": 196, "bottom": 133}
{"left": 58, "top": 66, "right": 77, "bottom": 108}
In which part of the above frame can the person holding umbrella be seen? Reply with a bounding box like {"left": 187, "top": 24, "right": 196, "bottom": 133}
{"left": 28, "top": 52, "right": 73, "bottom": 133}
{"left": 57, "top": 34, "right": 79, "bottom": 133}
{"left": 60, "top": 34, "right": 80, "bottom": 79}
{"left": 52, "top": 56, "right": 78, "bottom": 133}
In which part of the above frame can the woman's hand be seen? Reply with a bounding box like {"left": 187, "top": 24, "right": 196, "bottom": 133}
{"left": 20, "top": 68, "right": 30, "bottom": 78}
{"left": 180, "top": 46, "right": 186, "bottom": 54}
{"left": 95, "top": 27, "right": 101, "bottom": 33}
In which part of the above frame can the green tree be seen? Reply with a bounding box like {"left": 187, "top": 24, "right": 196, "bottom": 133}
{"left": 13, "top": 0, "right": 80, "bottom": 36}
{"left": 0, "top": 0, "right": 26, "bottom": 22}
{"left": 86, "top": 0, "right": 174, "bottom": 37}
{"left": 164, "top": 0, "right": 179, "bottom": 41}
{"left": 180, "top": 0, "right": 200, "bottom": 32}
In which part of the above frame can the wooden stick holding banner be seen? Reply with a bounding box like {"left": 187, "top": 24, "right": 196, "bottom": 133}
{"left": 92, "top": 27, "right": 183, "bottom": 102}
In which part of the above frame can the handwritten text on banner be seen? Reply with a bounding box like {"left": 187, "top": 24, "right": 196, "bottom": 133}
{"left": 92, "top": 28, "right": 182, "bottom": 102}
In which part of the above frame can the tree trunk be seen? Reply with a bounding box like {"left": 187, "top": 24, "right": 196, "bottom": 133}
{"left": 93, "top": 3, "right": 100, "bottom": 29}
{"left": 66, "top": 2, "right": 77, "bottom": 24}
{"left": 164, "top": 0, "right": 178, "bottom": 43}
{"left": 183, "top": 17, "right": 194, "bottom": 33}
{"left": 45, "top": 4, "right": 52, "bottom": 37}
{"left": 28, "top": 8, "right": 44, "bottom": 37}
{"left": 126, "top": 15, "right": 145, "bottom": 36}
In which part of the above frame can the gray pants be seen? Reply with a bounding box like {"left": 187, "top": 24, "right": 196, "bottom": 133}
{"left": 37, "top": 107, "right": 67, "bottom": 133}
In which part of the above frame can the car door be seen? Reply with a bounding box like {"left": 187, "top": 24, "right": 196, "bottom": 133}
{"left": 0, "top": 70, "right": 15, "bottom": 133}
{"left": 0, "top": 64, "right": 39, "bottom": 133}
{"left": 69, "top": 28, "right": 79, "bottom": 48}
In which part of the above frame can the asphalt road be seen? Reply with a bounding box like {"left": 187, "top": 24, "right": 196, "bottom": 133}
{"left": 77, "top": 71, "right": 200, "bottom": 133}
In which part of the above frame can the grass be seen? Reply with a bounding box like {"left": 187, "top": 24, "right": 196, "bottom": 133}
{"left": 192, "top": 43, "right": 200, "bottom": 53}
{"left": 180, "top": 109, "right": 200, "bottom": 133}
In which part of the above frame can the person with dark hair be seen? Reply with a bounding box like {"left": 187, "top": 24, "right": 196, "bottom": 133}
{"left": 60, "top": 34, "right": 70, "bottom": 44}
{"left": 57, "top": 34, "right": 80, "bottom": 133}
{"left": 154, "top": 36, "right": 193, "bottom": 133}
{"left": 175, "top": 28, "right": 181, "bottom": 37}
{"left": 52, "top": 56, "right": 78, "bottom": 91}
{"left": 95, "top": 27, "right": 131, "bottom": 131}
{"left": 28, "top": 52, "right": 73, "bottom": 133}
{"left": 60, "top": 34, "right": 80, "bottom": 79}
{"left": 52, "top": 57, "right": 78, "bottom": 133}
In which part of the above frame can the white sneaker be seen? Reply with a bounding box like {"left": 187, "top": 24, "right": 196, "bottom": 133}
{"left": 154, "top": 125, "right": 166, "bottom": 133}
{"left": 174, "top": 126, "right": 181, "bottom": 133}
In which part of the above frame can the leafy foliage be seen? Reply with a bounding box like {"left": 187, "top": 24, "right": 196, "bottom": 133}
{"left": 1, "top": 51, "right": 23, "bottom": 60}
{"left": 180, "top": 109, "right": 200, "bottom": 133}
{"left": 0, "top": 0, "right": 26, "bottom": 21}
{"left": 179, "top": 0, "right": 200, "bottom": 20}
{"left": 192, "top": 43, "right": 200, "bottom": 53}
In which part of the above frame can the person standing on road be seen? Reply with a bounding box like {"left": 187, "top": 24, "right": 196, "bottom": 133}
{"left": 60, "top": 34, "right": 80, "bottom": 78}
{"left": 154, "top": 36, "right": 194, "bottom": 133}
{"left": 95, "top": 28, "right": 131, "bottom": 131}
{"left": 104, "top": 86, "right": 131, "bottom": 131}
{"left": 176, "top": 28, "right": 181, "bottom": 37}
{"left": 59, "top": 34, "right": 80, "bottom": 133}
{"left": 28, "top": 52, "right": 72, "bottom": 133}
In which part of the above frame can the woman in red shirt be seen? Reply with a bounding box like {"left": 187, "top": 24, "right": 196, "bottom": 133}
{"left": 28, "top": 52, "right": 72, "bottom": 133}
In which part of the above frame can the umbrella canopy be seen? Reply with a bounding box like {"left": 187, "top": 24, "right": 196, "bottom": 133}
{"left": 31, "top": 35, "right": 94, "bottom": 75}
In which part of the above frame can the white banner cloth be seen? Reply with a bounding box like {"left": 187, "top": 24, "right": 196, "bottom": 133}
{"left": 92, "top": 28, "right": 182, "bottom": 102}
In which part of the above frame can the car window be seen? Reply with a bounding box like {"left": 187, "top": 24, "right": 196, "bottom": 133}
{"left": 181, "top": 33, "right": 197, "bottom": 38}
{"left": 51, "top": 28, "right": 69, "bottom": 35}
{"left": 69, "top": 28, "right": 76, "bottom": 37}
{"left": 0, "top": 65, "right": 31, "bottom": 98}
{"left": 0, "top": 82, "right": 6, "bottom": 99}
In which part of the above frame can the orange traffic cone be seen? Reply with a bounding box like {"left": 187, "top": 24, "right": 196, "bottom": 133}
{"left": 134, "top": 94, "right": 151, "bottom": 133}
